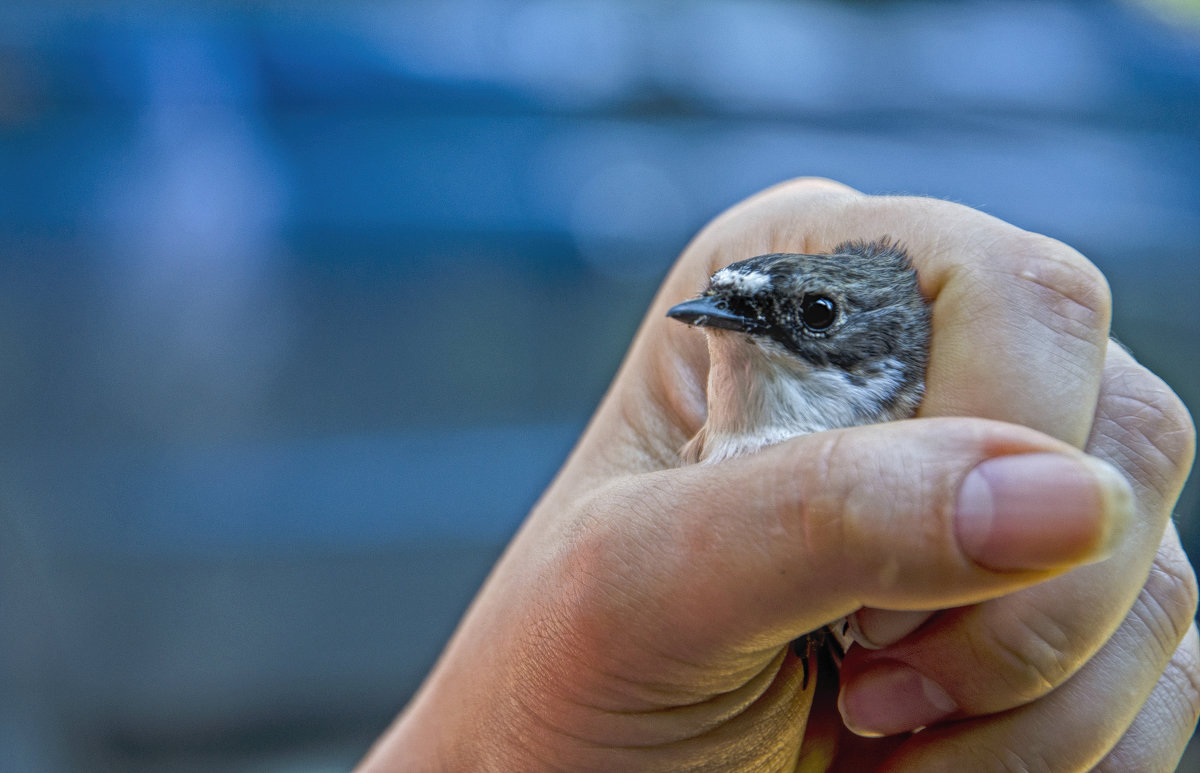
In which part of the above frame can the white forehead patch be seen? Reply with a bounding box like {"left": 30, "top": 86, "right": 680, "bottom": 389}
{"left": 711, "top": 268, "right": 771, "bottom": 294}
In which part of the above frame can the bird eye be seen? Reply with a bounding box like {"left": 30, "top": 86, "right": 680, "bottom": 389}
{"left": 800, "top": 295, "right": 836, "bottom": 331}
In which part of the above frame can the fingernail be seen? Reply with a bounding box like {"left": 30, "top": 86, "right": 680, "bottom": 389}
{"left": 955, "top": 453, "right": 1133, "bottom": 571}
{"left": 850, "top": 609, "right": 934, "bottom": 650}
{"left": 838, "top": 662, "right": 957, "bottom": 737}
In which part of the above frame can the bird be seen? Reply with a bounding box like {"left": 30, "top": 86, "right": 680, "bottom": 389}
{"left": 666, "top": 238, "right": 932, "bottom": 684}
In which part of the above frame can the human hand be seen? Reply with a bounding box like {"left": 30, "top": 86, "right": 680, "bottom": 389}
{"left": 829, "top": 342, "right": 1199, "bottom": 771}
{"left": 359, "top": 179, "right": 1197, "bottom": 771}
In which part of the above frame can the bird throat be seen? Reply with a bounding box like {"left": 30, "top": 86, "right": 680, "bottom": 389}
{"left": 684, "top": 330, "right": 912, "bottom": 464}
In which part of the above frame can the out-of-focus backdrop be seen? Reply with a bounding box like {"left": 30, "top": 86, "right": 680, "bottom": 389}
{"left": 2, "top": 1, "right": 1198, "bottom": 770}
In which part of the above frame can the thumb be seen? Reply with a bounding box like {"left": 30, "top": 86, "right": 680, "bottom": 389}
{"left": 597, "top": 417, "right": 1133, "bottom": 659}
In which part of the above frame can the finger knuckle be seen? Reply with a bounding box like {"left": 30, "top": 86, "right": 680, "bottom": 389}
{"left": 802, "top": 427, "right": 939, "bottom": 585}
{"left": 776, "top": 429, "right": 850, "bottom": 568}
{"left": 1160, "top": 642, "right": 1200, "bottom": 749}
{"left": 977, "top": 603, "right": 1078, "bottom": 701}
{"left": 951, "top": 742, "right": 1056, "bottom": 773}
{"left": 1165, "top": 628, "right": 1200, "bottom": 733}
{"left": 1095, "top": 361, "right": 1197, "bottom": 499}
{"left": 1133, "top": 548, "right": 1200, "bottom": 660}
{"left": 995, "top": 231, "right": 1112, "bottom": 344}
{"left": 1095, "top": 628, "right": 1200, "bottom": 773}
{"left": 1011, "top": 232, "right": 1110, "bottom": 313}
{"left": 774, "top": 175, "right": 856, "bottom": 196}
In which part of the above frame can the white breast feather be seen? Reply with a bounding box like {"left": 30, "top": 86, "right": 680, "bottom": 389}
{"left": 691, "top": 332, "right": 909, "bottom": 464}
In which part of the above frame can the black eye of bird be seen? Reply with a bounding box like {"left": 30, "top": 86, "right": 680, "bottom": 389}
{"left": 800, "top": 295, "right": 836, "bottom": 331}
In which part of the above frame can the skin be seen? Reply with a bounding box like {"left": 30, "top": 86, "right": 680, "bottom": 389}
{"left": 359, "top": 179, "right": 1199, "bottom": 771}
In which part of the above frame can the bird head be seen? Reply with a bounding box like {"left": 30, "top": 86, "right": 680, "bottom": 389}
{"left": 667, "top": 239, "right": 929, "bottom": 377}
{"left": 666, "top": 240, "right": 931, "bottom": 459}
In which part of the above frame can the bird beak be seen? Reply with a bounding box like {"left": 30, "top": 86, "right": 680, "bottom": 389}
{"left": 666, "top": 296, "right": 761, "bottom": 333}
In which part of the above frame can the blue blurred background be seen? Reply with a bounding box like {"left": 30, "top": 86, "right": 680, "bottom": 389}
{"left": 2, "top": 1, "right": 1198, "bottom": 770}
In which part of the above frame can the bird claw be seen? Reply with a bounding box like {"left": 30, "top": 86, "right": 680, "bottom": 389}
{"left": 792, "top": 628, "right": 845, "bottom": 690}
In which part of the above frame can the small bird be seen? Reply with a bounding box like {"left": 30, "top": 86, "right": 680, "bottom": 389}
{"left": 666, "top": 238, "right": 931, "bottom": 682}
